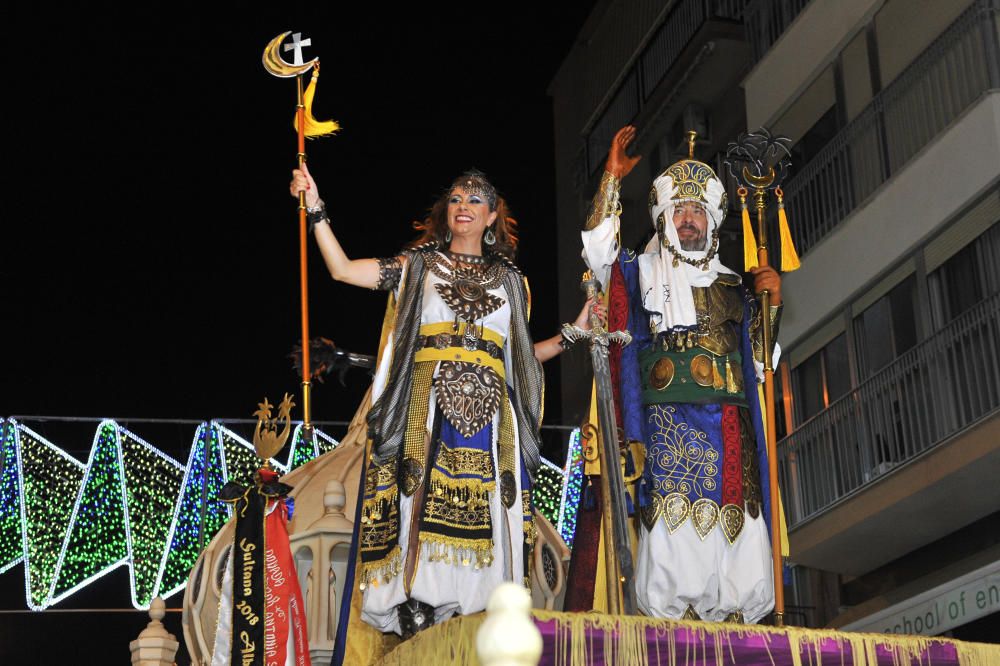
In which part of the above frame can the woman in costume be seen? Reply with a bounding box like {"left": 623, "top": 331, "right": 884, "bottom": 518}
{"left": 290, "top": 165, "right": 594, "bottom": 636}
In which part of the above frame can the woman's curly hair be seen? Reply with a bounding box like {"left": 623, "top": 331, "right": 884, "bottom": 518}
{"left": 408, "top": 173, "right": 518, "bottom": 261}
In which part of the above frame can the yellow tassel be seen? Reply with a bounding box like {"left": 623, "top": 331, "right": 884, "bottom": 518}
{"left": 777, "top": 190, "right": 801, "bottom": 272}
{"left": 725, "top": 356, "right": 738, "bottom": 394}
{"left": 740, "top": 190, "right": 758, "bottom": 271}
{"left": 712, "top": 358, "right": 724, "bottom": 390}
{"left": 297, "top": 69, "right": 340, "bottom": 139}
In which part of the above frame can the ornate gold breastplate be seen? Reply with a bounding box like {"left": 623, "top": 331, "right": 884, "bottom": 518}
{"left": 692, "top": 276, "right": 743, "bottom": 356}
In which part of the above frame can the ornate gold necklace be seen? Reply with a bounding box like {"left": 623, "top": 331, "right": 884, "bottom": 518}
{"left": 425, "top": 250, "right": 507, "bottom": 323}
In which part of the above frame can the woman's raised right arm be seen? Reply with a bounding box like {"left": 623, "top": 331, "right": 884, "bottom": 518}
{"left": 290, "top": 163, "right": 383, "bottom": 289}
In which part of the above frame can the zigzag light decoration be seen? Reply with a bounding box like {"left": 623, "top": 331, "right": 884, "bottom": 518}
{"left": 154, "top": 424, "right": 228, "bottom": 601}
{"left": 556, "top": 428, "right": 585, "bottom": 548}
{"left": 534, "top": 459, "right": 565, "bottom": 527}
{"left": 288, "top": 423, "right": 340, "bottom": 471}
{"left": 0, "top": 421, "right": 24, "bottom": 574}
{"left": 0, "top": 418, "right": 576, "bottom": 609}
{"left": 9, "top": 421, "right": 87, "bottom": 610}
{"left": 47, "top": 421, "right": 186, "bottom": 609}
{"left": 118, "top": 424, "right": 186, "bottom": 607}
{"left": 49, "top": 421, "right": 131, "bottom": 605}
{"left": 215, "top": 422, "right": 288, "bottom": 486}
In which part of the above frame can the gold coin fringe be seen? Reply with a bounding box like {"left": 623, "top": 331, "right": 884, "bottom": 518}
{"left": 417, "top": 532, "right": 495, "bottom": 569}
{"left": 358, "top": 544, "right": 401, "bottom": 592}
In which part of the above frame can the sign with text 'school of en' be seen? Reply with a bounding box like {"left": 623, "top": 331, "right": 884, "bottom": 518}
{"left": 842, "top": 559, "right": 1000, "bottom": 636}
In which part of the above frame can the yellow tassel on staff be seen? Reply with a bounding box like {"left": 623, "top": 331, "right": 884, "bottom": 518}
{"left": 296, "top": 67, "right": 340, "bottom": 138}
{"left": 739, "top": 188, "right": 758, "bottom": 271}
{"left": 776, "top": 188, "right": 801, "bottom": 272}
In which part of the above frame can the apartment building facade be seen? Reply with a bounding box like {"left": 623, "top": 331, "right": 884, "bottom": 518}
{"left": 549, "top": 0, "right": 1000, "bottom": 640}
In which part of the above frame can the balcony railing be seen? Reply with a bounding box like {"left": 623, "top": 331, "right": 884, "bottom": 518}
{"left": 778, "top": 290, "right": 1000, "bottom": 528}
{"left": 782, "top": 0, "right": 1000, "bottom": 257}
{"left": 585, "top": 0, "right": 748, "bottom": 175}
{"left": 744, "top": 0, "right": 814, "bottom": 64}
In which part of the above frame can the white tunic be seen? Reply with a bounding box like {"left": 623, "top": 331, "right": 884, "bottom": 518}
{"left": 361, "top": 254, "right": 526, "bottom": 634}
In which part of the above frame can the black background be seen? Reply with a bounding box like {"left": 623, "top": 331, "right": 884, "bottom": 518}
{"left": 2, "top": 4, "right": 595, "bottom": 662}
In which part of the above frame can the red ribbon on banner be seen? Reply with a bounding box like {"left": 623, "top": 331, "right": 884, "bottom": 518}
{"left": 262, "top": 488, "right": 311, "bottom": 665}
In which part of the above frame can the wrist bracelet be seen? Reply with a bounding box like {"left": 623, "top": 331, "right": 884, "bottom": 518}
{"left": 306, "top": 200, "right": 327, "bottom": 222}
{"left": 559, "top": 331, "right": 574, "bottom": 351}
{"left": 306, "top": 199, "right": 328, "bottom": 233}
{"left": 308, "top": 216, "right": 330, "bottom": 234}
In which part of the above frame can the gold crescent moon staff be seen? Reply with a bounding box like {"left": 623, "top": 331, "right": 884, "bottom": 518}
{"left": 724, "top": 129, "right": 800, "bottom": 626}
{"left": 262, "top": 31, "right": 339, "bottom": 437}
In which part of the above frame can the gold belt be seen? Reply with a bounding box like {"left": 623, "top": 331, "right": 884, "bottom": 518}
{"left": 414, "top": 322, "right": 506, "bottom": 379}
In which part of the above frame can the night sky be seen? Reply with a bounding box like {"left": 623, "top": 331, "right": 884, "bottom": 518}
{"left": 2, "top": 4, "right": 596, "bottom": 660}
{"left": 5, "top": 5, "right": 596, "bottom": 424}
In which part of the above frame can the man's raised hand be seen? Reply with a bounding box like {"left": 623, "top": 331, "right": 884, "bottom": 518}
{"left": 606, "top": 125, "right": 642, "bottom": 179}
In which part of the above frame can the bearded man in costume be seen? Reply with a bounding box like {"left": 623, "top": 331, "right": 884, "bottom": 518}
{"left": 571, "top": 126, "right": 783, "bottom": 623}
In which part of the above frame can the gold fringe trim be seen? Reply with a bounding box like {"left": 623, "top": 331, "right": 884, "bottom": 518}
{"left": 360, "top": 488, "right": 397, "bottom": 523}
{"left": 531, "top": 610, "right": 1000, "bottom": 666}
{"left": 376, "top": 609, "right": 1000, "bottom": 666}
{"left": 428, "top": 469, "right": 495, "bottom": 509}
{"left": 358, "top": 545, "right": 401, "bottom": 590}
{"left": 417, "top": 532, "right": 495, "bottom": 568}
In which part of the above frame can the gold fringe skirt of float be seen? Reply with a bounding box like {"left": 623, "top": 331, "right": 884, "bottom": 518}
{"left": 372, "top": 609, "right": 1000, "bottom": 666}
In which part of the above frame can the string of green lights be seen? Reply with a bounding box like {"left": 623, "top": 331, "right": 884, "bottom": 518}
{"left": 0, "top": 418, "right": 581, "bottom": 611}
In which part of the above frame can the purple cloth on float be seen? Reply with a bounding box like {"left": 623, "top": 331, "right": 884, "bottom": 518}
{"left": 531, "top": 617, "right": 961, "bottom": 666}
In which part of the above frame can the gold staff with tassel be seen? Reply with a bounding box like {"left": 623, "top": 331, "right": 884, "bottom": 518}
{"left": 725, "top": 129, "right": 799, "bottom": 626}
{"left": 262, "top": 31, "right": 339, "bottom": 439}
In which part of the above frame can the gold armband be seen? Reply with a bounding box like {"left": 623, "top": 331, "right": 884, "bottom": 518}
{"left": 585, "top": 170, "right": 621, "bottom": 230}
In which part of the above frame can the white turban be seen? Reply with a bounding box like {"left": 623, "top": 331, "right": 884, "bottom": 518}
{"left": 638, "top": 160, "right": 737, "bottom": 335}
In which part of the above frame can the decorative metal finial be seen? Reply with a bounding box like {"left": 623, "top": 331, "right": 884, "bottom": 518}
{"left": 252, "top": 393, "right": 296, "bottom": 463}
{"left": 283, "top": 32, "right": 312, "bottom": 67}
{"left": 687, "top": 130, "right": 697, "bottom": 159}
{"left": 723, "top": 128, "right": 793, "bottom": 192}
{"left": 262, "top": 31, "right": 319, "bottom": 78}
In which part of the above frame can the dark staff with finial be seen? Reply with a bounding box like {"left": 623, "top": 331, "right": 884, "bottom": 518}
{"left": 262, "top": 31, "right": 339, "bottom": 439}
{"left": 725, "top": 129, "right": 800, "bottom": 626}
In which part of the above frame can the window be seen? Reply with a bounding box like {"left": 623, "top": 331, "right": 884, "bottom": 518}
{"left": 853, "top": 275, "right": 917, "bottom": 379}
{"left": 791, "top": 332, "right": 851, "bottom": 424}
{"left": 791, "top": 105, "right": 840, "bottom": 166}
{"left": 927, "top": 222, "right": 1000, "bottom": 328}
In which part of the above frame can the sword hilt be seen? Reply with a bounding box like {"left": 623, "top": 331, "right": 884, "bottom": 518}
{"left": 580, "top": 269, "right": 606, "bottom": 334}
{"left": 564, "top": 267, "right": 633, "bottom": 350}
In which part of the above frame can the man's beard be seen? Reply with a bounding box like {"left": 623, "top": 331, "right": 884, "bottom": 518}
{"left": 678, "top": 226, "right": 707, "bottom": 251}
